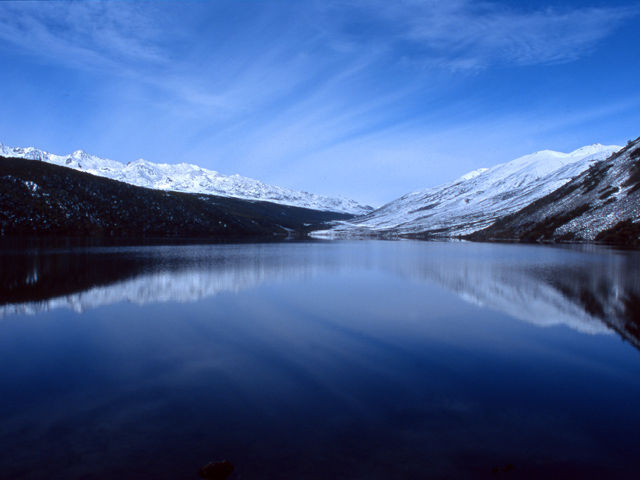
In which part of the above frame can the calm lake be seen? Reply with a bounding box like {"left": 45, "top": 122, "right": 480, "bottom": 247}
{"left": 1, "top": 239, "right": 639, "bottom": 480}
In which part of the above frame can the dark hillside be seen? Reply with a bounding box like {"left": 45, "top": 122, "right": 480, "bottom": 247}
{"left": 0, "top": 156, "right": 353, "bottom": 238}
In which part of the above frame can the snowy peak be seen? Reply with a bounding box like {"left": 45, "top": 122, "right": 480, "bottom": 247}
{"left": 71, "top": 149, "right": 89, "bottom": 159}
{"left": 484, "top": 144, "right": 615, "bottom": 180}
{"left": 457, "top": 168, "right": 489, "bottom": 182}
{"left": 316, "top": 142, "right": 621, "bottom": 238}
{"left": 472, "top": 136, "right": 640, "bottom": 243}
{"left": 0, "top": 142, "right": 372, "bottom": 215}
{"left": 569, "top": 143, "right": 610, "bottom": 157}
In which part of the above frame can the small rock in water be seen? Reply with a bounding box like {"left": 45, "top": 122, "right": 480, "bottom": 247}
{"left": 198, "top": 460, "right": 235, "bottom": 480}
{"left": 491, "top": 463, "right": 515, "bottom": 474}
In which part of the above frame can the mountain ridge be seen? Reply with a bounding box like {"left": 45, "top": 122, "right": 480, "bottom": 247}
{"left": 4, "top": 138, "right": 639, "bottom": 245}
{"left": 313, "top": 142, "right": 622, "bottom": 239}
{"left": 0, "top": 142, "right": 373, "bottom": 215}
{"left": 470, "top": 136, "right": 640, "bottom": 244}
{"left": 0, "top": 155, "right": 355, "bottom": 238}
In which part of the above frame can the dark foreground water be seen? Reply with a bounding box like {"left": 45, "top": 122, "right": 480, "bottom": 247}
{"left": 1, "top": 240, "right": 639, "bottom": 480}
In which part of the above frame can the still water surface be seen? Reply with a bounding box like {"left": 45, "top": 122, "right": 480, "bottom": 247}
{"left": 1, "top": 240, "right": 639, "bottom": 480}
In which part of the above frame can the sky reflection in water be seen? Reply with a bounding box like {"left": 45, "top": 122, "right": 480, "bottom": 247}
{"left": 0, "top": 240, "right": 639, "bottom": 480}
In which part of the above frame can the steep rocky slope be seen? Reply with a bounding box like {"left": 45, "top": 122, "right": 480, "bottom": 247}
{"left": 471, "top": 136, "right": 640, "bottom": 244}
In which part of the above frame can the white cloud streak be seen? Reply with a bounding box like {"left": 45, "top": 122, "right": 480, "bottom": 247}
{"left": 2, "top": 1, "right": 633, "bottom": 91}
{"left": 330, "top": 0, "right": 636, "bottom": 70}
{"left": 0, "top": 2, "right": 167, "bottom": 71}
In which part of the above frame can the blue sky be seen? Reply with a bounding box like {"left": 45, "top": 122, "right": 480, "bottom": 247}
{"left": 1, "top": 0, "right": 639, "bottom": 206}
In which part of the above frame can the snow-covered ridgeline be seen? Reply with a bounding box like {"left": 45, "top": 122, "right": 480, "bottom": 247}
{"left": 315, "top": 143, "right": 621, "bottom": 237}
{"left": 0, "top": 142, "right": 372, "bottom": 215}
{"left": 499, "top": 138, "right": 640, "bottom": 241}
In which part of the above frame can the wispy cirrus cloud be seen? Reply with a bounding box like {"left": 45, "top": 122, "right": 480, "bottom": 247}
{"left": 326, "top": 0, "right": 637, "bottom": 71}
{"left": 0, "top": 2, "right": 314, "bottom": 120}
{"left": 0, "top": 1, "right": 638, "bottom": 205}
{"left": 0, "top": 2, "right": 168, "bottom": 71}
{"left": 1, "top": 0, "right": 634, "bottom": 111}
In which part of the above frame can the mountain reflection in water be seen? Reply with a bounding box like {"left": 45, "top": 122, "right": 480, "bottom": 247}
{"left": 1, "top": 240, "right": 640, "bottom": 480}
{"left": 2, "top": 240, "right": 638, "bottom": 349}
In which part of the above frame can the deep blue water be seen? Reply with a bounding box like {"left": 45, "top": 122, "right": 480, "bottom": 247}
{"left": 0, "top": 240, "right": 639, "bottom": 479}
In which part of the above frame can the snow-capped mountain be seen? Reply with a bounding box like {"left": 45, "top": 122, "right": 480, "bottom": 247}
{"left": 0, "top": 142, "right": 372, "bottom": 215}
{"left": 314, "top": 143, "right": 621, "bottom": 237}
{"left": 473, "top": 136, "right": 640, "bottom": 243}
